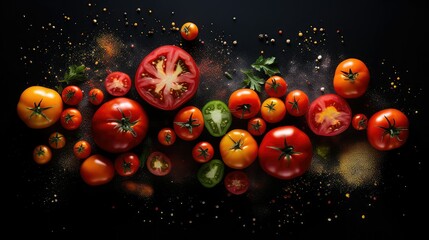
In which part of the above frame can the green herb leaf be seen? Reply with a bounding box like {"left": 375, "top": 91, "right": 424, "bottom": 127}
{"left": 58, "top": 64, "right": 87, "bottom": 84}
{"left": 241, "top": 69, "right": 264, "bottom": 92}
{"left": 251, "top": 56, "right": 280, "bottom": 76}
{"left": 224, "top": 71, "right": 233, "bottom": 80}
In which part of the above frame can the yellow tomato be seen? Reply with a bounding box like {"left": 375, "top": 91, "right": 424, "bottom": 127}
{"left": 219, "top": 129, "right": 258, "bottom": 169}
{"left": 17, "top": 86, "right": 63, "bottom": 129}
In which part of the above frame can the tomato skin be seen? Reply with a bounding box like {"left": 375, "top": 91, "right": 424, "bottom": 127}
{"left": 285, "top": 90, "right": 309, "bottom": 117}
{"left": 367, "top": 108, "right": 409, "bottom": 151}
{"left": 146, "top": 151, "right": 172, "bottom": 176}
{"left": 306, "top": 94, "right": 352, "bottom": 136}
{"left": 202, "top": 100, "right": 232, "bottom": 137}
{"left": 60, "top": 108, "right": 82, "bottom": 130}
{"left": 197, "top": 159, "right": 225, "bottom": 188}
{"left": 135, "top": 45, "right": 200, "bottom": 111}
{"left": 228, "top": 88, "right": 261, "bottom": 119}
{"left": 88, "top": 88, "right": 104, "bottom": 105}
{"left": 174, "top": 106, "right": 204, "bottom": 141}
{"left": 219, "top": 129, "right": 258, "bottom": 169}
{"left": 260, "top": 97, "right": 286, "bottom": 123}
{"left": 247, "top": 117, "right": 267, "bottom": 136}
{"left": 333, "top": 58, "right": 370, "bottom": 98}
{"left": 192, "top": 141, "right": 214, "bottom": 163}
{"left": 352, "top": 113, "right": 368, "bottom": 130}
{"left": 259, "top": 126, "right": 313, "bottom": 180}
{"left": 180, "top": 22, "right": 199, "bottom": 41}
{"left": 73, "top": 140, "right": 92, "bottom": 159}
{"left": 80, "top": 154, "right": 115, "bottom": 186}
{"left": 17, "top": 86, "right": 63, "bottom": 129}
{"left": 264, "top": 76, "right": 287, "bottom": 98}
{"left": 33, "top": 145, "right": 52, "bottom": 164}
{"left": 48, "top": 132, "right": 66, "bottom": 149}
{"left": 157, "top": 128, "right": 177, "bottom": 146}
{"left": 224, "top": 171, "right": 249, "bottom": 195}
{"left": 114, "top": 152, "right": 140, "bottom": 177}
{"left": 92, "top": 98, "right": 149, "bottom": 153}
{"left": 105, "top": 71, "right": 132, "bottom": 96}
{"left": 61, "top": 85, "right": 83, "bottom": 105}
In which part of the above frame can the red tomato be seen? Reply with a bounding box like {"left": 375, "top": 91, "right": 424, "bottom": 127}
{"left": 33, "top": 145, "right": 52, "bottom": 164}
{"left": 80, "top": 154, "right": 115, "bottom": 186}
{"left": 173, "top": 106, "right": 204, "bottom": 141}
{"left": 92, "top": 98, "right": 149, "bottom": 153}
{"left": 105, "top": 71, "right": 132, "bottom": 96}
{"left": 224, "top": 171, "right": 250, "bottom": 195}
{"left": 333, "top": 58, "right": 370, "bottom": 98}
{"left": 192, "top": 141, "right": 214, "bottom": 163}
{"left": 146, "top": 151, "right": 172, "bottom": 176}
{"left": 61, "top": 85, "right": 83, "bottom": 106}
{"left": 114, "top": 152, "right": 140, "bottom": 177}
{"left": 219, "top": 129, "right": 258, "bottom": 169}
{"left": 48, "top": 132, "right": 66, "bottom": 149}
{"left": 264, "top": 76, "right": 287, "bottom": 98}
{"left": 135, "top": 45, "right": 200, "bottom": 110}
{"left": 247, "top": 117, "right": 267, "bottom": 136}
{"left": 285, "top": 90, "right": 309, "bottom": 117}
{"left": 259, "top": 126, "right": 313, "bottom": 180}
{"left": 367, "top": 108, "right": 409, "bottom": 151}
{"left": 228, "top": 88, "right": 261, "bottom": 119}
{"left": 306, "top": 94, "right": 352, "bottom": 136}
{"left": 260, "top": 97, "right": 286, "bottom": 123}
{"left": 352, "top": 113, "right": 368, "bottom": 130}
{"left": 60, "top": 108, "right": 82, "bottom": 130}
{"left": 157, "top": 128, "right": 177, "bottom": 146}
{"left": 180, "top": 22, "right": 199, "bottom": 41}
{"left": 73, "top": 140, "right": 92, "bottom": 160}
{"left": 88, "top": 88, "right": 104, "bottom": 105}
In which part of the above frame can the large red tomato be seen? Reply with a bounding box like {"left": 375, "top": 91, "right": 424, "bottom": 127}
{"left": 333, "top": 58, "right": 370, "bottom": 98}
{"left": 306, "top": 94, "right": 352, "bottom": 136}
{"left": 259, "top": 126, "right": 313, "bottom": 180}
{"left": 92, "top": 98, "right": 149, "bottom": 153}
{"left": 367, "top": 108, "right": 409, "bottom": 151}
{"left": 135, "top": 45, "right": 200, "bottom": 110}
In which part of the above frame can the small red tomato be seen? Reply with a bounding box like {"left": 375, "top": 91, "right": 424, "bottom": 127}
{"left": 105, "top": 71, "right": 132, "bottom": 96}
{"left": 192, "top": 141, "right": 214, "bottom": 163}
{"left": 352, "top": 113, "right": 368, "bottom": 130}
{"left": 33, "top": 145, "right": 52, "bottom": 164}
{"left": 247, "top": 117, "right": 267, "bottom": 136}
{"left": 264, "top": 76, "right": 287, "bottom": 98}
{"left": 224, "top": 171, "right": 250, "bottom": 195}
{"left": 285, "top": 90, "right": 310, "bottom": 117}
{"left": 157, "top": 128, "right": 177, "bottom": 146}
{"left": 88, "top": 88, "right": 104, "bottom": 105}
{"left": 73, "top": 140, "right": 92, "bottom": 159}
{"left": 180, "top": 22, "right": 199, "bottom": 41}
{"left": 114, "top": 152, "right": 140, "bottom": 177}
{"left": 173, "top": 106, "right": 205, "bottom": 141}
{"left": 48, "top": 132, "right": 66, "bottom": 149}
{"left": 61, "top": 85, "right": 83, "bottom": 106}
{"left": 60, "top": 108, "right": 82, "bottom": 130}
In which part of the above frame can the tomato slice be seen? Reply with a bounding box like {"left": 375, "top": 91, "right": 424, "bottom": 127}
{"left": 105, "top": 71, "right": 132, "bottom": 96}
{"left": 306, "top": 94, "right": 351, "bottom": 136}
{"left": 224, "top": 171, "right": 249, "bottom": 195}
{"left": 197, "top": 159, "right": 225, "bottom": 188}
{"left": 146, "top": 151, "right": 172, "bottom": 176}
{"left": 202, "top": 100, "right": 232, "bottom": 137}
{"left": 135, "top": 45, "right": 200, "bottom": 110}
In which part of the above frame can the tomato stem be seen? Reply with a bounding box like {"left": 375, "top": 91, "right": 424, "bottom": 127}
{"left": 174, "top": 112, "right": 200, "bottom": 134}
{"left": 236, "top": 104, "right": 251, "bottom": 119}
{"left": 378, "top": 115, "right": 408, "bottom": 141}
{"left": 341, "top": 69, "right": 359, "bottom": 81}
{"left": 228, "top": 135, "right": 243, "bottom": 150}
{"left": 267, "top": 138, "right": 301, "bottom": 167}
{"left": 288, "top": 96, "right": 300, "bottom": 113}
{"left": 27, "top": 99, "right": 52, "bottom": 121}
{"left": 198, "top": 147, "right": 210, "bottom": 160}
{"left": 112, "top": 107, "right": 138, "bottom": 137}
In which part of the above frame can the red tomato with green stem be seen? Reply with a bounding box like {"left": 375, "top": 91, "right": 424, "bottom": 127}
{"left": 92, "top": 98, "right": 149, "bottom": 153}
{"left": 192, "top": 141, "right": 214, "bottom": 163}
{"left": 114, "top": 152, "right": 140, "bottom": 177}
{"left": 333, "top": 58, "right": 370, "bottom": 98}
{"left": 158, "top": 128, "right": 177, "bottom": 146}
{"left": 259, "top": 126, "right": 313, "bottom": 180}
{"left": 48, "top": 132, "right": 66, "bottom": 149}
{"left": 60, "top": 108, "right": 82, "bottom": 130}
{"left": 219, "top": 129, "right": 258, "bottom": 169}
{"left": 146, "top": 151, "right": 172, "bottom": 176}
{"left": 352, "top": 113, "right": 368, "bottom": 130}
{"left": 260, "top": 97, "right": 286, "bottom": 123}
{"left": 61, "top": 85, "right": 83, "bottom": 106}
{"left": 224, "top": 170, "right": 250, "bottom": 195}
{"left": 80, "top": 154, "right": 115, "bottom": 186}
{"left": 247, "top": 117, "right": 267, "bottom": 136}
{"left": 105, "top": 71, "right": 132, "bottom": 96}
{"left": 88, "top": 88, "right": 104, "bottom": 105}
{"left": 367, "top": 108, "right": 409, "bottom": 151}
{"left": 180, "top": 22, "right": 199, "bottom": 41}
{"left": 135, "top": 45, "right": 200, "bottom": 110}
{"left": 228, "top": 88, "right": 261, "bottom": 119}
{"left": 73, "top": 140, "right": 92, "bottom": 159}
{"left": 264, "top": 76, "right": 287, "bottom": 98}
{"left": 174, "top": 106, "right": 204, "bottom": 141}
{"left": 285, "top": 90, "right": 309, "bottom": 117}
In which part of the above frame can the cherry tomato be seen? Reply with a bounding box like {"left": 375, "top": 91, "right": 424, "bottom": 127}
{"left": 60, "top": 108, "right": 82, "bottom": 130}
{"left": 197, "top": 159, "right": 224, "bottom": 188}
{"left": 180, "top": 22, "right": 199, "bottom": 41}
{"left": 202, "top": 100, "right": 232, "bottom": 137}
{"left": 264, "top": 76, "right": 287, "bottom": 98}
{"left": 260, "top": 97, "right": 286, "bottom": 123}
{"left": 367, "top": 108, "right": 409, "bottom": 151}
{"left": 88, "top": 88, "right": 104, "bottom": 105}
{"left": 219, "top": 129, "right": 258, "bottom": 169}
{"left": 306, "top": 94, "right": 352, "bottom": 136}
{"left": 33, "top": 145, "right": 52, "bottom": 164}
{"left": 105, "top": 71, "right": 132, "bottom": 96}
{"left": 247, "top": 117, "right": 267, "bottom": 136}
{"left": 333, "top": 58, "right": 370, "bottom": 98}
{"left": 259, "top": 126, "right": 313, "bottom": 180}
{"left": 73, "top": 140, "right": 92, "bottom": 159}
{"left": 80, "top": 154, "right": 115, "bottom": 186}
{"left": 61, "top": 85, "right": 83, "bottom": 105}
{"left": 135, "top": 45, "right": 200, "bottom": 110}
{"left": 173, "top": 106, "right": 204, "bottom": 141}
{"left": 192, "top": 141, "right": 214, "bottom": 163}
{"left": 158, "top": 128, "right": 177, "bottom": 146}
{"left": 352, "top": 113, "right": 368, "bottom": 130}
{"left": 17, "top": 86, "right": 63, "bottom": 129}
{"left": 146, "top": 151, "right": 172, "bottom": 176}
{"left": 114, "top": 152, "right": 140, "bottom": 177}
{"left": 224, "top": 171, "right": 249, "bottom": 195}
{"left": 228, "top": 88, "right": 261, "bottom": 119}
{"left": 285, "top": 90, "right": 309, "bottom": 117}
{"left": 48, "top": 132, "right": 66, "bottom": 149}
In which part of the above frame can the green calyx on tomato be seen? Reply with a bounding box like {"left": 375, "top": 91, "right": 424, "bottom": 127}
{"left": 113, "top": 107, "right": 139, "bottom": 137}
{"left": 341, "top": 69, "right": 358, "bottom": 81}
{"left": 197, "top": 159, "right": 225, "bottom": 188}
{"left": 28, "top": 99, "right": 53, "bottom": 121}
{"left": 236, "top": 104, "right": 252, "bottom": 119}
{"left": 174, "top": 112, "right": 200, "bottom": 134}
{"left": 379, "top": 115, "right": 408, "bottom": 141}
{"left": 202, "top": 100, "right": 232, "bottom": 137}
{"left": 266, "top": 138, "right": 302, "bottom": 166}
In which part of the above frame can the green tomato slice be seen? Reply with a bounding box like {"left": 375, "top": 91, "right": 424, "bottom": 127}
{"left": 197, "top": 159, "right": 225, "bottom": 188}
{"left": 202, "top": 100, "right": 232, "bottom": 137}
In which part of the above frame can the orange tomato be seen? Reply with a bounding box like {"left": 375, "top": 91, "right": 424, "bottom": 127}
{"left": 260, "top": 97, "right": 286, "bottom": 123}
{"left": 33, "top": 145, "right": 52, "bottom": 164}
{"left": 73, "top": 140, "right": 92, "bottom": 159}
{"left": 80, "top": 154, "right": 115, "bottom": 186}
{"left": 180, "top": 22, "right": 199, "bottom": 41}
{"left": 333, "top": 58, "right": 370, "bottom": 98}
{"left": 219, "top": 129, "right": 258, "bottom": 169}
{"left": 48, "top": 132, "right": 66, "bottom": 149}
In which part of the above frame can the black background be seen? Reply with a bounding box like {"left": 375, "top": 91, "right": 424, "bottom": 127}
{"left": 5, "top": 0, "right": 427, "bottom": 239}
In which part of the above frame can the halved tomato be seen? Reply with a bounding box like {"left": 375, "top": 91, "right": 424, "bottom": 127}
{"left": 146, "top": 151, "right": 172, "bottom": 176}
{"left": 135, "top": 45, "right": 200, "bottom": 110}
{"left": 224, "top": 171, "right": 249, "bottom": 195}
{"left": 105, "top": 71, "right": 132, "bottom": 97}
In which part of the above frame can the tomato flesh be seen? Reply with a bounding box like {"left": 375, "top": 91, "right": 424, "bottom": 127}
{"left": 202, "top": 100, "right": 232, "bottom": 137}
{"left": 197, "top": 159, "right": 225, "bottom": 188}
{"left": 146, "top": 151, "right": 172, "bottom": 176}
{"left": 224, "top": 171, "right": 249, "bottom": 195}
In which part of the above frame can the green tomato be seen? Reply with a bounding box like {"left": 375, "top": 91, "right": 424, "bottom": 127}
{"left": 202, "top": 100, "right": 232, "bottom": 137}
{"left": 197, "top": 159, "right": 225, "bottom": 188}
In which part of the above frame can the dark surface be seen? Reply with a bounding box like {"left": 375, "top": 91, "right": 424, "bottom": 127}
{"left": 6, "top": 0, "right": 426, "bottom": 239}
